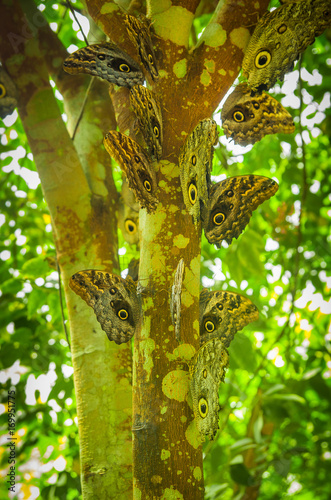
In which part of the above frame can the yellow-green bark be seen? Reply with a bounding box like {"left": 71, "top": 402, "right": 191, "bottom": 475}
{"left": 85, "top": 1, "right": 269, "bottom": 498}
{"left": 0, "top": 1, "right": 133, "bottom": 497}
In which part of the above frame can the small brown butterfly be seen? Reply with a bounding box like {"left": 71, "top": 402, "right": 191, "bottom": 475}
{"left": 199, "top": 289, "right": 259, "bottom": 345}
{"left": 202, "top": 175, "right": 278, "bottom": 247}
{"left": 124, "top": 14, "right": 159, "bottom": 80}
{"left": 130, "top": 84, "right": 163, "bottom": 161}
{"left": 104, "top": 131, "right": 158, "bottom": 213}
{"left": 179, "top": 119, "right": 218, "bottom": 225}
{"left": 63, "top": 42, "right": 144, "bottom": 88}
{"left": 221, "top": 83, "right": 295, "bottom": 146}
{"left": 189, "top": 338, "right": 229, "bottom": 441}
{"left": 170, "top": 259, "right": 185, "bottom": 342}
{"left": 69, "top": 270, "right": 140, "bottom": 344}
{"left": 242, "top": 0, "right": 331, "bottom": 92}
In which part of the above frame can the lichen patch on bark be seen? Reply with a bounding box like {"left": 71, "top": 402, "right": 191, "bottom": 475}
{"left": 162, "top": 370, "right": 189, "bottom": 402}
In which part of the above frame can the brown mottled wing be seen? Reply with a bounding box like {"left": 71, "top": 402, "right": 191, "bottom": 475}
{"left": 221, "top": 83, "right": 295, "bottom": 146}
{"left": 69, "top": 270, "right": 140, "bottom": 344}
{"left": 0, "top": 67, "right": 18, "bottom": 119}
{"left": 118, "top": 179, "right": 140, "bottom": 246}
{"left": 242, "top": 0, "right": 331, "bottom": 92}
{"left": 124, "top": 14, "right": 158, "bottom": 80}
{"left": 199, "top": 289, "right": 259, "bottom": 345}
{"left": 189, "top": 338, "right": 229, "bottom": 441}
{"left": 179, "top": 119, "right": 218, "bottom": 225}
{"left": 202, "top": 175, "right": 278, "bottom": 246}
{"left": 170, "top": 259, "right": 185, "bottom": 342}
{"left": 63, "top": 42, "right": 144, "bottom": 88}
{"left": 130, "top": 84, "right": 163, "bottom": 160}
{"left": 104, "top": 131, "right": 158, "bottom": 213}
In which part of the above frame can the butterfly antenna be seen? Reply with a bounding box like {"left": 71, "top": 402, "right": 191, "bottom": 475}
{"left": 71, "top": 77, "right": 94, "bottom": 141}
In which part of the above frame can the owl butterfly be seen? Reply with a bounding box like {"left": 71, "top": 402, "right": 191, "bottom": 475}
{"left": 69, "top": 270, "right": 140, "bottom": 344}
{"left": 202, "top": 175, "right": 278, "bottom": 247}
{"left": 130, "top": 84, "right": 163, "bottom": 161}
{"left": 0, "top": 67, "right": 18, "bottom": 119}
{"left": 124, "top": 14, "right": 158, "bottom": 80}
{"left": 63, "top": 42, "right": 144, "bottom": 88}
{"left": 104, "top": 131, "right": 158, "bottom": 213}
{"left": 189, "top": 338, "right": 229, "bottom": 440}
{"left": 242, "top": 0, "right": 331, "bottom": 92}
{"left": 118, "top": 178, "right": 140, "bottom": 246}
{"left": 179, "top": 119, "right": 218, "bottom": 225}
{"left": 199, "top": 289, "right": 259, "bottom": 346}
{"left": 221, "top": 83, "right": 295, "bottom": 146}
{"left": 170, "top": 259, "right": 185, "bottom": 342}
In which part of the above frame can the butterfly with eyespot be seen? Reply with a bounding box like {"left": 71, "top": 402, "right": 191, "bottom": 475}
{"left": 189, "top": 338, "right": 229, "bottom": 441}
{"left": 221, "top": 83, "right": 295, "bottom": 146}
{"left": 63, "top": 42, "right": 144, "bottom": 88}
{"left": 118, "top": 178, "right": 140, "bottom": 246}
{"left": 242, "top": 0, "right": 331, "bottom": 92}
{"left": 124, "top": 14, "right": 158, "bottom": 80}
{"left": 202, "top": 175, "right": 278, "bottom": 247}
{"left": 199, "top": 289, "right": 259, "bottom": 345}
{"left": 179, "top": 119, "right": 218, "bottom": 225}
{"left": 170, "top": 259, "right": 185, "bottom": 342}
{"left": 104, "top": 131, "right": 158, "bottom": 213}
{"left": 69, "top": 270, "right": 140, "bottom": 344}
{"left": 130, "top": 84, "right": 163, "bottom": 161}
{"left": 0, "top": 66, "right": 18, "bottom": 119}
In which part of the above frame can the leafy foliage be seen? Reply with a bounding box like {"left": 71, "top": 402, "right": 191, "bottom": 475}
{"left": 0, "top": 1, "right": 330, "bottom": 499}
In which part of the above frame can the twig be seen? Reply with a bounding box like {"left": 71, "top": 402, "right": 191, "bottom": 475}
{"left": 71, "top": 77, "right": 95, "bottom": 141}
{"left": 66, "top": 0, "right": 89, "bottom": 46}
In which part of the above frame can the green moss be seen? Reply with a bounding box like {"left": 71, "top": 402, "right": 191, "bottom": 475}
{"left": 162, "top": 370, "right": 189, "bottom": 402}
{"left": 161, "top": 449, "right": 171, "bottom": 461}
{"left": 173, "top": 234, "right": 190, "bottom": 248}
{"left": 200, "top": 69, "right": 211, "bottom": 87}
{"left": 173, "top": 59, "right": 187, "bottom": 78}
{"left": 230, "top": 27, "right": 250, "bottom": 50}
{"left": 201, "top": 23, "right": 227, "bottom": 47}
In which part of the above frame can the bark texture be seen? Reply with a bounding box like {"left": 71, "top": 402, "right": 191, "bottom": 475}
{"left": 84, "top": 1, "right": 269, "bottom": 499}
{"left": 0, "top": 1, "right": 133, "bottom": 497}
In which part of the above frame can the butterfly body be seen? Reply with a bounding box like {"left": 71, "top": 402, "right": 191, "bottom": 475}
{"left": 69, "top": 270, "right": 140, "bottom": 344}
{"left": 63, "top": 42, "right": 144, "bottom": 88}
{"left": 221, "top": 83, "right": 295, "bottom": 146}
{"left": 202, "top": 175, "right": 278, "bottom": 246}
{"left": 170, "top": 259, "right": 185, "bottom": 342}
{"left": 104, "top": 131, "right": 158, "bottom": 213}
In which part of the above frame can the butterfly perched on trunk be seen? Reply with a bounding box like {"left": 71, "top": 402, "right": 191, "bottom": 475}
{"left": 202, "top": 175, "right": 278, "bottom": 247}
{"left": 221, "top": 83, "right": 295, "bottom": 146}
{"left": 130, "top": 84, "right": 163, "bottom": 161}
{"left": 179, "top": 119, "right": 218, "bottom": 225}
{"left": 189, "top": 338, "right": 229, "bottom": 441}
{"left": 199, "top": 289, "right": 259, "bottom": 345}
{"left": 63, "top": 42, "right": 144, "bottom": 88}
{"left": 124, "top": 14, "right": 159, "bottom": 80}
{"left": 69, "top": 270, "right": 140, "bottom": 344}
{"left": 242, "top": 0, "right": 331, "bottom": 92}
{"left": 104, "top": 131, "right": 158, "bottom": 213}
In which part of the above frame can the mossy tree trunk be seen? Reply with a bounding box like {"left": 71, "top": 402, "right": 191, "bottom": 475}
{"left": 0, "top": 0, "right": 269, "bottom": 498}
{"left": 86, "top": 1, "right": 269, "bottom": 499}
